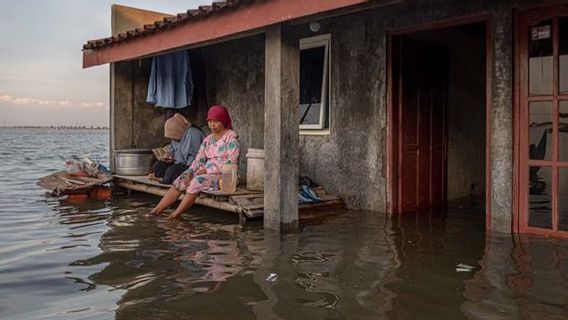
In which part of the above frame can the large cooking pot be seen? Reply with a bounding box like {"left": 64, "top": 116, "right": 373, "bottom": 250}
{"left": 115, "top": 149, "right": 154, "bottom": 176}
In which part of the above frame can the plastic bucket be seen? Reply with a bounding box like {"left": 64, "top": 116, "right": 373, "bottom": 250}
{"left": 246, "top": 148, "right": 264, "bottom": 191}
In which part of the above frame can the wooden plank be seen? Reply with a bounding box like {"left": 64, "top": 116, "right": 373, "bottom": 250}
{"left": 312, "top": 186, "right": 328, "bottom": 196}
{"left": 117, "top": 180, "right": 243, "bottom": 214}
{"left": 114, "top": 175, "right": 346, "bottom": 222}
{"left": 299, "top": 199, "right": 345, "bottom": 210}
{"left": 231, "top": 194, "right": 264, "bottom": 210}
{"left": 243, "top": 209, "right": 264, "bottom": 219}
{"left": 317, "top": 194, "right": 341, "bottom": 202}
{"left": 202, "top": 187, "right": 260, "bottom": 196}
{"left": 115, "top": 175, "right": 168, "bottom": 188}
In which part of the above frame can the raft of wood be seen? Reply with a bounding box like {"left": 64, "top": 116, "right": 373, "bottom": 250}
{"left": 38, "top": 171, "right": 113, "bottom": 196}
{"left": 114, "top": 175, "right": 345, "bottom": 224}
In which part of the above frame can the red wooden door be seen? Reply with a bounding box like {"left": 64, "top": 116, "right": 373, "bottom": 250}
{"left": 519, "top": 5, "right": 568, "bottom": 237}
{"left": 398, "top": 38, "right": 448, "bottom": 212}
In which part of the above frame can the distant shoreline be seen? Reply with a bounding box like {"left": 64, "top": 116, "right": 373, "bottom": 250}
{"left": 0, "top": 126, "right": 109, "bottom": 130}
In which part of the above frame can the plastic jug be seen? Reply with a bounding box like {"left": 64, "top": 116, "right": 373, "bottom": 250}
{"left": 220, "top": 163, "right": 238, "bottom": 193}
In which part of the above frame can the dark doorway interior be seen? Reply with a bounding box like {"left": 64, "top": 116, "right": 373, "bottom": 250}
{"left": 392, "top": 22, "right": 487, "bottom": 214}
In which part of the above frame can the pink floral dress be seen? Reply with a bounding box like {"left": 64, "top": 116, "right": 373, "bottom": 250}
{"left": 172, "top": 129, "right": 240, "bottom": 194}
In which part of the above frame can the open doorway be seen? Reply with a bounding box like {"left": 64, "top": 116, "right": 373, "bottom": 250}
{"left": 390, "top": 22, "right": 487, "bottom": 216}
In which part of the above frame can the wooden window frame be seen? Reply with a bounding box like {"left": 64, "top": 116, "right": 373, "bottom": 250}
{"left": 517, "top": 5, "right": 568, "bottom": 238}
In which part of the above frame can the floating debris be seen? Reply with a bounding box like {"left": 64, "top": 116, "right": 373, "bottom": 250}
{"left": 266, "top": 273, "right": 278, "bottom": 282}
{"left": 456, "top": 263, "right": 477, "bottom": 272}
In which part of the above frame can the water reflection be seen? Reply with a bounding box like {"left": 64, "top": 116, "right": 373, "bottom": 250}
{"left": 62, "top": 196, "right": 568, "bottom": 319}
{"left": 4, "top": 129, "right": 568, "bottom": 319}
{"left": 463, "top": 234, "right": 568, "bottom": 319}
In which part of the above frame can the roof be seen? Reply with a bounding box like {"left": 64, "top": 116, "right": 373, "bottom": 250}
{"left": 84, "top": 1, "right": 239, "bottom": 50}
{"left": 82, "top": 0, "right": 377, "bottom": 68}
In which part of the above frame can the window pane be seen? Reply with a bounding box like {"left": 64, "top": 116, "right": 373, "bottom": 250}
{"left": 300, "top": 46, "right": 325, "bottom": 126}
{"left": 559, "top": 168, "right": 568, "bottom": 231}
{"left": 529, "top": 166, "right": 553, "bottom": 229}
{"left": 560, "top": 101, "right": 568, "bottom": 162}
{"left": 529, "top": 19, "right": 553, "bottom": 96}
{"left": 529, "top": 101, "right": 553, "bottom": 161}
{"left": 560, "top": 18, "right": 568, "bottom": 94}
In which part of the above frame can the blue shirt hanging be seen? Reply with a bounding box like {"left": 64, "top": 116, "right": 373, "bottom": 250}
{"left": 146, "top": 51, "right": 193, "bottom": 109}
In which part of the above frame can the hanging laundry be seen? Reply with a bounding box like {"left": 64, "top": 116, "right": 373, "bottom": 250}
{"left": 146, "top": 51, "right": 194, "bottom": 109}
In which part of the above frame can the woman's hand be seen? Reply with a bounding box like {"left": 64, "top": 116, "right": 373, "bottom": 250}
{"left": 179, "top": 172, "right": 193, "bottom": 183}
{"left": 163, "top": 154, "right": 174, "bottom": 163}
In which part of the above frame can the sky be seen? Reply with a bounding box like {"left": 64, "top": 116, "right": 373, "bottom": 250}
{"left": 0, "top": 0, "right": 211, "bottom": 127}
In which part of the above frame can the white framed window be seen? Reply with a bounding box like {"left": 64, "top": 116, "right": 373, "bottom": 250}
{"left": 299, "top": 34, "right": 330, "bottom": 131}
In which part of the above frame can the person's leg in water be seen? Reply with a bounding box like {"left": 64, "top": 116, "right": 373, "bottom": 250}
{"left": 147, "top": 186, "right": 182, "bottom": 216}
{"left": 147, "top": 172, "right": 193, "bottom": 216}
{"left": 166, "top": 172, "right": 213, "bottom": 220}
{"left": 167, "top": 193, "right": 198, "bottom": 220}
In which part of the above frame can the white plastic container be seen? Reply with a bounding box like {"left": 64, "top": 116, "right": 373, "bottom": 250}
{"left": 220, "top": 163, "right": 238, "bottom": 193}
{"left": 246, "top": 148, "right": 264, "bottom": 191}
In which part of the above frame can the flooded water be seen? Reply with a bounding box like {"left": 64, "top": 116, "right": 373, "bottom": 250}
{"left": 1, "top": 128, "right": 568, "bottom": 319}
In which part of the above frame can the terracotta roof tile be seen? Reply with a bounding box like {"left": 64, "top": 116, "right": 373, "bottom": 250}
{"left": 83, "top": 0, "right": 241, "bottom": 50}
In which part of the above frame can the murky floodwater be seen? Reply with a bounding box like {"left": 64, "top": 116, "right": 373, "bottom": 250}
{"left": 1, "top": 128, "right": 568, "bottom": 319}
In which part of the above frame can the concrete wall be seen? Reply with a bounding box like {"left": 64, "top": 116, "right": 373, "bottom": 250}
{"left": 293, "top": 16, "right": 387, "bottom": 211}
{"left": 200, "top": 35, "right": 266, "bottom": 181}
{"left": 288, "top": 0, "right": 514, "bottom": 225}
{"left": 110, "top": 59, "right": 170, "bottom": 171}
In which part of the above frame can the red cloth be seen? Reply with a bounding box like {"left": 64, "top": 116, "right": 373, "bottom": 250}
{"left": 207, "top": 105, "right": 233, "bottom": 130}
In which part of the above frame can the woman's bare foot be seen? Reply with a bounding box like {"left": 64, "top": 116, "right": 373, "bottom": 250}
{"left": 145, "top": 209, "right": 161, "bottom": 218}
{"left": 167, "top": 211, "right": 182, "bottom": 220}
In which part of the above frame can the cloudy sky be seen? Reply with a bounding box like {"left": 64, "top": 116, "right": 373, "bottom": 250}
{"left": 0, "top": 0, "right": 211, "bottom": 127}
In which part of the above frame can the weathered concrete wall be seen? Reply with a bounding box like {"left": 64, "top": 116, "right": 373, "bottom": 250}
{"left": 201, "top": 35, "right": 266, "bottom": 181}
{"left": 111, "top": 61, "right": 134, "bottom": 155}
{"left": 293, "top": 15, "right": 387, "bottom": 211}
{"left": 110, "top": 60, "right": 169, "bottom": 171}
{"left": 291, "top": 0, "right": 519, "bottom": 227}
{"left": 131, "top": 59, "right": 170, "bottom": 149}
{"left": 110, "top": 59, "right": 187, "bottom": 171}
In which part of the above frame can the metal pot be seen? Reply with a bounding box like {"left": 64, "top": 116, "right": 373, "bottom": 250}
{"left": 114, "top": 149, "right": 154, "bottom": 176}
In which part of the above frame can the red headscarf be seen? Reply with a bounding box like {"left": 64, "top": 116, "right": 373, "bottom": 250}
{"left": 207, "top": 105, "right": 233, "bottom": 130}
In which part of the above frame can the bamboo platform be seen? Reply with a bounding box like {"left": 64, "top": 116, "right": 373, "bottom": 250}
{"left": 114, "top": 175, "right": 345, "bottom": 224}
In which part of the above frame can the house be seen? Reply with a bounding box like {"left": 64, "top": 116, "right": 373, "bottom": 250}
{"left": 83, "top": 0, "right": 568, "bottom": 237}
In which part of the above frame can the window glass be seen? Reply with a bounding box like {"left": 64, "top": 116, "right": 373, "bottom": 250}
{"left": 299, "top": 39, "right": 329, "bottom": 129}
{"left": 560, "top": 18, "right": 568, "bottom": 94}
{"left": 529, "top": 166, "right": 553, "bottom": 229}
{"left": 529, "top": 19, "right": 553, "bottom": 96}
{"left": 559, "top": 168, "right": 568, "bottom": 231}
{"left": 529, "top": 101, "right": 553, "bottom": 161}
{"left": 560, "top": 101, "right": 568, "bottom": 161}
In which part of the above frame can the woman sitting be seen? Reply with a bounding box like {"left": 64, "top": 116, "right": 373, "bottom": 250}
{"left": 152, "top": 113, "right": 205, "bottom": 184}
{"left": 148, "top": 105, "right": 240, "bottom": 219}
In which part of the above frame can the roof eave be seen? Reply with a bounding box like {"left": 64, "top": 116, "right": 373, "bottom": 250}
{"left": 82, "top": 0, "right": 374, "bottom": 68}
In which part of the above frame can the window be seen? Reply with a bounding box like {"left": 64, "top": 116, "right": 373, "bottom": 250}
{"left": 299, "top": 34, "right": 330, "bottom": 131}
